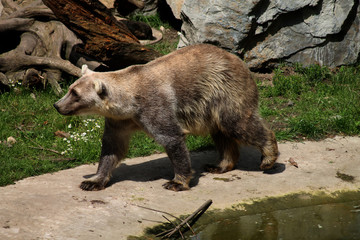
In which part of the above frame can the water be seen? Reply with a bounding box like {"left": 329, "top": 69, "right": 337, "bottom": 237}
{"left": 133, "top": 191, "right": 360, "bottom": 240}
{"left": 191, "top": 200, "right": 360, "bottom": 240}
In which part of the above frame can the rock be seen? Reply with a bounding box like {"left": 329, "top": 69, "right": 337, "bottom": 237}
{"left": 30, "top": 93, "right": 36, "bottom": 100}
{"left": 179, "top": 0, "right": 259, "bottom": 49}
{"left": 137, "top": 0, "right": 159, "bottom": 16}
{"left": 179, "top": 0, "right": 360, "bottom": 70}
{"left": 98, "top": 0, "right": 115, "bottom": 9}
{"left": 287, "top": 4, "right": 360, "bottom": 67}
{"left": 0, "top": 72, "right": 10, "bottom": 92}
{"left": 7, "top": 136, "right": 16, "bottom": 147}
{"left": 287, "top": 100, "right": 295, "bottom": 107}
{"left": 257, "top": 0, "right": 320, "bottom": 27}
{"left": 165, "top": 0, "right": 184, "bottom": 20}
{"left": 114, "top": 0, "right": 145, "bottom": 16}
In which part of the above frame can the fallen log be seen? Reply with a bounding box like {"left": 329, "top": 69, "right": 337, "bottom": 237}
{"left": 0, "top": 0, "right": 160, "bottom": 95}
{"left": 42, "top": 0, "right": 161, "bottom": 69}
{"left": 0, "top": 0, "right": 84, "bottom": 95}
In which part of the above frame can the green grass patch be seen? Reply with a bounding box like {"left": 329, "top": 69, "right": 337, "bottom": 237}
{"left": 130, "top": 13, "right": 172, "bottom": 30}
{"left": 258, "top": 64, "right": 360, "bottom": 140}
{"left": 129, "top": 13, "right": 179, "bottom": 55}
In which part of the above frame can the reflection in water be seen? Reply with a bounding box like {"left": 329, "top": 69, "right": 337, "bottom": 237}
{"left": 191, "top": 200, "right": 360, "bottom": 240}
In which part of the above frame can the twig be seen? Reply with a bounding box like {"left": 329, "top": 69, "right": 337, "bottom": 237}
{"left": 17, "top": 127, "right": 63, "bottom": 155}
{"left": 29, "top": 146, "right": 61, "bottom": 155}
{"left": 140, "top": 219, "right": 164, "bottom": 224}
{"left": 132, "top": 204, "right": 182, "bottom": 222}
{"left": 134, "top": 203, "right": 194, "bottom": 237}
{"left": 134, "top": 199, "right": 212, "bottom": 239}
{"left": 164, "top": 199, "right": 212, "bottom": 238}
{"left": 162, "top": 215, "right": 184, "bottom": 239}
{"left": 48, "top": 157, "right": 77, "bottom": 162}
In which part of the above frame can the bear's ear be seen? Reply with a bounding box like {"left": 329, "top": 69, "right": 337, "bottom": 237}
{"left": 81, "top": 64, "right": 93, "bottom": 76}
{"left": 94, "top": 80, "right": 107, "bottom": 98}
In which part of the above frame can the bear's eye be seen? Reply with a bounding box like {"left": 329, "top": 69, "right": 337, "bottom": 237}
{"left": 71, "top": 90, "right": 79, "bottom": 98}
{"left": 98, "top": 84, "right": 107, "bottom": 99}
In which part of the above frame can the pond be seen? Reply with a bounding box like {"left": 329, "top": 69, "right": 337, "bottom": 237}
{"left": 131, "top": 190, "right": 360, "bottom": 240}
{"left": 191, "top": 198, "right": 360, "bottom": 240}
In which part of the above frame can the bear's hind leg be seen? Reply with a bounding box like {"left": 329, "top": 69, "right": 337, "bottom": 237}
{"left": 231, "top": 114, "right": 279, "bottom": 170}
{"left": 205, "top": 132, "right": 239, "bottom": 174}
{"left": 259, "top": 129, "right": 279, "bottom": 170}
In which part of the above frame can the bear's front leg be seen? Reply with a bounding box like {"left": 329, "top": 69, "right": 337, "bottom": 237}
{"left": 161, "top": 138, "right": 193, "bottom": 191}
{"left": 80, "top": 119, "right": 135, "bottom": 191}
{"left": 149, "top": 126, "right": 193, "bottom": 191}
{"left": 163, "top": 136, "right": 192, "bottom": 192}
{"left": 138, "top": 105, "right": 193, "bottom": 191}
{"left": 80, "top": 154, "right": 117, "bottom": 191}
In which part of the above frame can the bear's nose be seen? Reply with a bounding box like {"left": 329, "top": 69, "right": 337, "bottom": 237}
{"left": 53, "top": 103, "right": 59, "bottom": 111}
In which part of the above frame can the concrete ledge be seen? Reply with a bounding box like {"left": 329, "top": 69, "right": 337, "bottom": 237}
{"left": 1, "top": 136, "right": 359, "bottom": 239}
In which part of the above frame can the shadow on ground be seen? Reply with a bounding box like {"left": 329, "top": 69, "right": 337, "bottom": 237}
{"left": 83, "top": 146, "right": 285, "bottom": 189}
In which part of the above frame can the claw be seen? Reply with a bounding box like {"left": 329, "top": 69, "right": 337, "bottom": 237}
{"left": 80, "top": 180, "right": 105, "bottom": 191}
{"left": 204, "top": 164, "right": 226, "bottom": 174}
{"left": 260, "top": 156, "right": 276, "bottom": 170}
{"left": 162, "top": 180, "right": 189, "bottom": 191}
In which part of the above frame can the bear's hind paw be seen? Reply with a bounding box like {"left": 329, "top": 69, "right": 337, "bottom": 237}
{"left": 162, "top": 181, "right": 189, "bottom": 191}
{"left": 80, "top": 180, "right": 105, "bottom": 191}
{"left": 260, "top": 157, "right": 276, "bottom": 170}
{"left": 204, "top": 164, "right": 227, "bottom": 174}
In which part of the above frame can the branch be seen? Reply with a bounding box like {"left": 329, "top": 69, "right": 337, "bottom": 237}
{"left": 0, "top": 0, "right": 19, "bottom": 14}
{"left": 8, "top": 5, "right": 55, "bottom": 19}
{"left": 18, "top": 127, "right": 63, "bottom": 155}
{"left": 0, "top": 52, "right": 81, "bottom": 77}
{"left": 29, "top": 146, "right": 62, "bottom": 155}
{"left": 162, "top": 199, "right": 212, "bottom": 238}
{"left": 134, "top": 199, "right": 213, "bottom": 239}
{"left": 0, "top": 18, "right": 34, "bottom": 32}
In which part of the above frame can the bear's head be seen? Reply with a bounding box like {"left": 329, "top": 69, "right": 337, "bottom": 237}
{"left": 54, "top": 65, "right": 108, "bottom": 116}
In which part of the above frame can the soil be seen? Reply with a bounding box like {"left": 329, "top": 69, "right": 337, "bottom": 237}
{"left": 1, "top": 136, "right": 360, "bottom": 239}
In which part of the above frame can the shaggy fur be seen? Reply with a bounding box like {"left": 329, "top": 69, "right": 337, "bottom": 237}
{"left": 54, "top": 44, "right": 279, "bottom": 191}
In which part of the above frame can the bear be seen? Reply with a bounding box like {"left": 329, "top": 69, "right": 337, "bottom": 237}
{"left": 54, "top": 44, "right": 279, "bottom": 191}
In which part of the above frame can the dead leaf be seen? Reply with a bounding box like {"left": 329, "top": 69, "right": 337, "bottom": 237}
{"left": 288, "top": 157, "right": 298, "bottom": 168}
{"left": 54, "top": 130, "right": 70, "bottom": 139}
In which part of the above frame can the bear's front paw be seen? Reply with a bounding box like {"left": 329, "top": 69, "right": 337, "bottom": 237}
{"left": 80, "top": 180, "right": 105, "bottom": 191}
{"left": 162, "top": 181, "right": 190, "bottom": 191}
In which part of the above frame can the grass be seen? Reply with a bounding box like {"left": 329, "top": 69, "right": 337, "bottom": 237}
{"left": 258, "top": 64, "right": 360, "bottom": 140}
{"left": 130, "top": 13, "right": 180, "bottom": 55}
{"left": 130, "top": 13, "right": 172, "bottom": 30}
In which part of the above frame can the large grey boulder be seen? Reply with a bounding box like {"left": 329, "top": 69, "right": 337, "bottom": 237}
{"left": 179, "top": 0, "right": 360, "bottom": 70}
{"left": 166, "top": 0, "right": 184, "bottom": 19}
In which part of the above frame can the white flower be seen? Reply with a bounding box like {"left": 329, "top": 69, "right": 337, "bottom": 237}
{"left": 68, "top": 124, "right": 72, "bottom": 128}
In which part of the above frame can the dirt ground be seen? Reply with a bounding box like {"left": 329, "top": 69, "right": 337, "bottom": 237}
{"left": 1, "top": 136, "right": 359, "bottom": 239}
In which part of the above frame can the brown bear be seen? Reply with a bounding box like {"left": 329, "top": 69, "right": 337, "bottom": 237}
{"left": 54, "top": 44, "right": 279, "bottom": 191}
